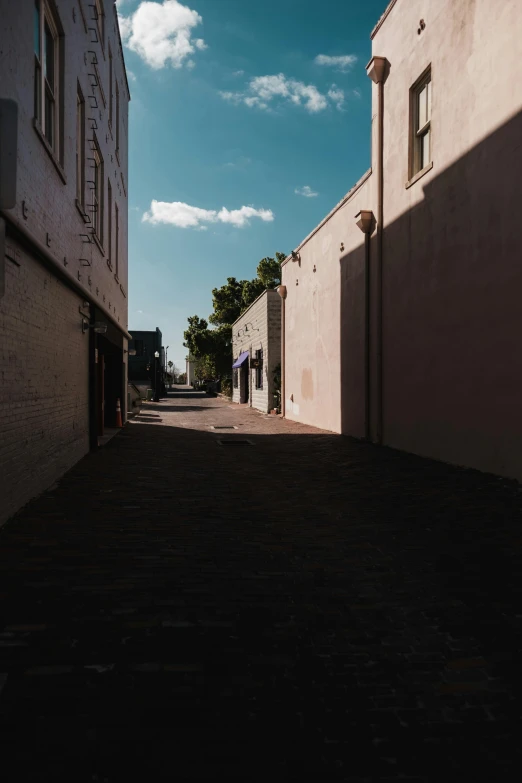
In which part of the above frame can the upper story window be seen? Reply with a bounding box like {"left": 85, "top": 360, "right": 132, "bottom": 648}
{"left": 411, "top": 69, "right": 431, "bottom": 176}
{"left": 115, "top": 81, "right": 120, "bottom": 160}
{"left": 115, "top": 202, "right": 120, "bottom": 277}
{"left": 95, "top": 0, "right": 105, "bottom": 49}
{"left": 134, "top": 339, "right": 144, "bottom": 357}
{"left": 34, "top": 0, "right": 62, "bottom": 159}
{"left": 76, "top": 86, "right": 85, "bottom": 206}
{"left": 92, "top": 135, "right": 103, "bottom": 243}
{"left": 109, "top": 45, "right": 113, "bottom": 130}
{"left": 107, "top": 178, "right": 112, "bottom": 267}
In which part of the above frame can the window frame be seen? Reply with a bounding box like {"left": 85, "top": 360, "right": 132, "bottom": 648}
{"left": 95, "top": 0, "right": 105, "bottom": 51}
{"left": 92, "top": 134, "right": 104, "bottom": 244}
{"left": 233, "top": 368, "right": 239, "bottom": 389}
{"left": 76, "top": 84, "right": 85, "bottom": 207}
{"left": 108, "top": 44, "right": 113, "bottom": 132}
{"left": 115, "top": 79, "right": 120, "bottom": 161}
{"left": 115, "top": 201, "right": 120, "bottom": 278}
{"left": 34, "top": 0, "right": 62, "bottom": 162}
{"left": 410, "top": 67, "right": 432, "bottom": 178}
{"left": 107, "top": 178, "right": 112, "bottom": 268}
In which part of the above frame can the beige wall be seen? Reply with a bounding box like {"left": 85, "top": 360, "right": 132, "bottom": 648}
{"left": 283, "top": 0, "right": 522, "bottom": 480}
{"left": 282, "top": 172, "right": 374, "bottom": 434}
{"left": 373, "top": 0, "right": 522, "bottom": 478}
{"left": 0, "top": 0, "right": 130, "bottom": 523}
{"left": 232, "top": 290, "right": 281, "bottom": 413}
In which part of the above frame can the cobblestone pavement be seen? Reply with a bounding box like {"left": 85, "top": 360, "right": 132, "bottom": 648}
{"left": 1, "top": 387, "right": 522, "bottom": 781}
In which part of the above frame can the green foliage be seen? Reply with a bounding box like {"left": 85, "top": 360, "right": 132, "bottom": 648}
{"left": 184, "top": 251, "right": 286, "bottom": 382}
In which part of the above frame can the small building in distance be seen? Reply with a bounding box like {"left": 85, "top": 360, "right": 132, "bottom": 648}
{"left": 128, "top": 328, "right": 164, "bottom": 398}
{"left": 186, "top": 355, "right": 197, "bottom": 386}
{"left": 232, "top": 290, "right": 281, "bottom": 413}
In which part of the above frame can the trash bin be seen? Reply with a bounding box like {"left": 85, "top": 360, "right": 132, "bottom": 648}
{"left": 146, "top": 389, "right": 154, "bottom": 401}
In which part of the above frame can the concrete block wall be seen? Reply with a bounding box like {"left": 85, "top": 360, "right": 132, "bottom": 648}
{"left": 0, "top": 239, "right": 89, "bottom": 524}
{"left": 232, "top": 290, "right": 281, "bottom": 413}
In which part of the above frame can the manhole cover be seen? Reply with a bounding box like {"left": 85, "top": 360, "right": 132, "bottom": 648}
{"left": 216, "top": 439, "right": 254, "bottom": 446}
{"left": 210, "top": 425, "right": 238, "bottom": 430}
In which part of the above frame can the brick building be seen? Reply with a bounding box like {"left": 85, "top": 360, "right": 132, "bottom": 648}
{"left": 0, "top": 0, "right": 130, "bottom": 524}
{"left": 282, "top": 0, "right": 522, "bottom": 481}
{"left": 232, "top": 290, "right": 281, "bottom": 413}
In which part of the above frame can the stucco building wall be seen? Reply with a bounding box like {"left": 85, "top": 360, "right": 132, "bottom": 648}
{"left": 0, "top": 0, "right": 130, "bottom": 524}
{"left": 282, "top": 0, "right": 522, "bottom": 480}
{"left": 232, "top": 290, "right": 281, "bottom": 413}
{"left": 373, "top": 0, "right": 522, "bottom": 479}
{"left": 282, "top": 172, "right": 374, "bottom": 435}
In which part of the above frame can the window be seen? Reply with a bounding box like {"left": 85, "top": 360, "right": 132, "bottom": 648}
{"left": 255, "top": 348, "right": 263, "bottom": 390}
{"left": 95, "top": 0, "right": 105, "bottom": 49}
{"left": 34, "top": 0, "right": 61, "bottom": 158}
{"left": 76, "top": 87, "right": 85, "bottom": 206}
{"left": 109, "top": 45, "right": 113, "bottom": 130}
{"left": 107, "top": 179, "right": 112, "bottom": 266}
{"left": 115, "top": 81, "right": 120, "bottom": 159}
{"left": 411, "top": 70, "right": 431, "bottom": 176}
{"left": 92, "top": 136, "right": 103, "bottom": 243}
{"left": 134, "top": 339, "right": 144, "bottom": 357}
{"left": 233, "top": 369, "right": 238, "bottom": 389}
{"left": 115, "top": 202, "right": 119, "bottom": 277}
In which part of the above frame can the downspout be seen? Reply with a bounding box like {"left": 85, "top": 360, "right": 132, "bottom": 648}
{"left": 366, "top": 56, "right": 388, "bottom": 445}
{"left": 276, "top": 285, "right": 287, "bottom": 417}
{"left": 355, "top": 211, "right": 374, "bottom": 441}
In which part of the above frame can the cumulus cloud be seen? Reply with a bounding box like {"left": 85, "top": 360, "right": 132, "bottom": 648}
{"left": 142, "top": 200, "right": 274, "bottom": 229}
{"left": 314, "top": 54, "right": 357, "bottom": 72}
{"left": 295, "top": 185, "right": 318, "bottom": 198}
{"left": 220, "top": 73, "right": 345, "bottom": 113}
{"left": 327, "top": 85, "right": 345, "bottom": 111}
{"left": 118, "top": 0, "right": 207, "bottom": 70}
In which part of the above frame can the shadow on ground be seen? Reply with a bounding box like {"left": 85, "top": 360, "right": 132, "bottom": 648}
{"left": 0, "top": 414, "right": 521, "bottom": 781}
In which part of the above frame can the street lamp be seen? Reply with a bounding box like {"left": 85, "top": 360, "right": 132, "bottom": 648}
{"left": 153, "top": 350, "right": 160, "bottom": 402}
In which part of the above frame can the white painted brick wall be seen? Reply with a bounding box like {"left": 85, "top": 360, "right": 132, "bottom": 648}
{"left": 232, "top": 290, "right": 281, "bottom": 413}
{"left": 0, "top": 240, "right": 89, "bottom": 524}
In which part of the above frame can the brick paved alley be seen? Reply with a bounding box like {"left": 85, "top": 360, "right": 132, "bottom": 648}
{"left": 1, "top": 387, "right": 522, "bottom": 781}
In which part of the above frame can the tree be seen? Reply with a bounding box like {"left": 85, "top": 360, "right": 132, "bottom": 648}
{"left": 183, "top": 250, "right": 286, "bottom": 382}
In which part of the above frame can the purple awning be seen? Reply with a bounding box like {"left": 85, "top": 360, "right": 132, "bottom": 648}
{"left": 232, "top": 351, "right": 249, "bottom": 369}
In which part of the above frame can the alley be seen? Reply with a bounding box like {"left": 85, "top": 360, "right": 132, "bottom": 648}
{"left": 1, "top": 388, "right": 522, "bottom": 781}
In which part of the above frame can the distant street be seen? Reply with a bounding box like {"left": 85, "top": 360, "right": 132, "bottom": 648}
{"left": 0, "top": 386, "right": 521, "bottom": 781}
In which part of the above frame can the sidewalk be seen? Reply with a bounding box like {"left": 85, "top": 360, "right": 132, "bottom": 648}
{"left": 0, "top": 387, "right": 521, "bottom": 781}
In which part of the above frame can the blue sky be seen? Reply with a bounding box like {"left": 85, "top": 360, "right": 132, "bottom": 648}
{"left": 118, "top": 0, "right": 388, "bottom": 368}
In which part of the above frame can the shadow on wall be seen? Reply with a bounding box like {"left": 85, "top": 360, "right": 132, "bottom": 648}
{"left": 340, "top": 109, "right": 522, "bottom": 479}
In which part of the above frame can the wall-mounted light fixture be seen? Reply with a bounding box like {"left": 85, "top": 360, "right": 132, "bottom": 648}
{"left": 291, "top": 250, "right": 301, "bottom": 264}
{"left": 82, "top": 319, "right": 108, "bottom": 334}
{"left": 236, "top": 322, "right": 260, "bottom": 339}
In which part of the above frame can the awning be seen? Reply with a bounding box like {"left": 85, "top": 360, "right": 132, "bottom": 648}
{"left": 232, "top": 351, "right": 249, "bottom": 368}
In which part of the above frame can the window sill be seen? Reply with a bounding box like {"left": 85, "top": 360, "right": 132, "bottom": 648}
{"left": 115, "top": 149, "right": 120, "bottom": 167}
{"left": 93, "top": 233, "right": 105, "bottom": 256}
{"left": 405, "top": 161, "right": 433, "bottom": 189}
{"left": 75, "top": 199, "right": 90, "bottom": 223}
{"left": 33, "top": 120, "right": 66, "bottom": 184}
{"left": 114, "top": 273, "right": 120, "bottom": 283}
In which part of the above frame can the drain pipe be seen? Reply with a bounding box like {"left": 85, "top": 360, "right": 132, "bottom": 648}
{"left": 355, "top": 211, "right": 374, "bottom": 441}
{"left": 366, "top": 56, "right": 388, "bottom": 445}
{"left": 276, "top": 285, "right": 287, "bottom": 416}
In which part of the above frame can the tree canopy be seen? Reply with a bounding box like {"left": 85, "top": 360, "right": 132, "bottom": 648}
{"left": 183, "top": 251, "right": 286, "bottom": 379}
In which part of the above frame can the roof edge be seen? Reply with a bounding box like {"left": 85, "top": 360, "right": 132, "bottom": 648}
{"left": 370, "top": 0, "right": 399, "bottom": 40}
{"left": 231, "top": 288, "right": 278, "bottom": 329}
{"left": 281, "top": 169, "right": 372, "bottom": 267}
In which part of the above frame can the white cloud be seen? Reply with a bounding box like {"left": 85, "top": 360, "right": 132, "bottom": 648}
{"left": 327, "top": 85, "right": 345, "bottom": 111}
{"left": 142, "top": 200, "right": 274, "bottom": 229}
{"left": 295, "top": 185, "right": 318, "bottom": 198}
{"left": 127, "top": 69, "right": 137, "bottom": 82}
{"left": 220, "top": 73, "right": 345, "bottom": 113}
{"left": 314, "top": 54, "right": 357, "bottom": 72}
{"left": 118, "top": 0, "right": 207, "bottom": 70}
{"left": 232, "top": 69, "right": 245, "bottom": 77}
